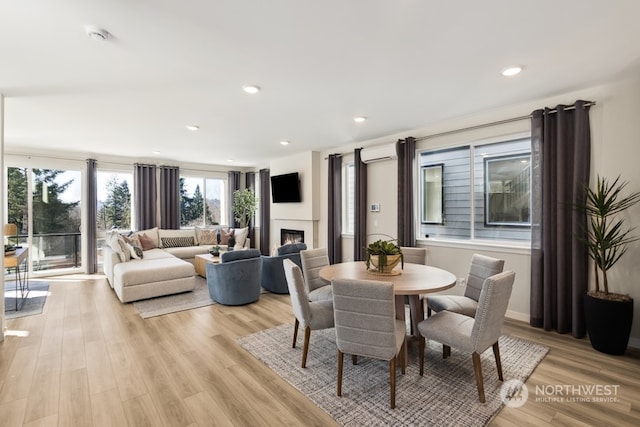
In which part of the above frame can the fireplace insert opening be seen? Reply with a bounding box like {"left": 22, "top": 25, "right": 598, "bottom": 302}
{"left": 281, "top": 229, "right": 304, "bottom": 245}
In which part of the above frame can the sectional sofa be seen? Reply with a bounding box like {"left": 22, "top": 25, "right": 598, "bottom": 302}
{"left": 103, "top": 226, "right": 249, "bottom": 302}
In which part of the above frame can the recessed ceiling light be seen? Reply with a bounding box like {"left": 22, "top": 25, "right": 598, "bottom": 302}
{"left": 185, "top": 124, "right": 199, "bottom": 131}
{"left": 280, "top": 140, "right": 290, "bottom": 146}
{"left": 354, "top": 116, "right": 367, "bottom": 123}
{"left": 501, "top": 66, "right": 523, "bottom": 77}
{"left": 85, "top": 26, "right": 111, "bottom": 41}
{"left": 242, "top": 85, "right": 260, "bottom": 94}
{"left": 227, "top": 159, "right": 234, "bottom": 162}
{"left": 152, "top": 151, "right": 161, "bottom": 155}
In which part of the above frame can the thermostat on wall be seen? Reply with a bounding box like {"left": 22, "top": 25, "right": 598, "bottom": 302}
{"left": 370, "top": 203, "right": 380, "bottom": 212}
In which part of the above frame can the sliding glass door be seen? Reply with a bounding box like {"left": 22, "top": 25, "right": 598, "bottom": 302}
{"left": 5, "top": 163, "right": 83, "bottom": 275}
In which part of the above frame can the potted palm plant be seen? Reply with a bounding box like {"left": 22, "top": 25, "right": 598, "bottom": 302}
{"left": 581, "top": 175, "right": 640, "bottom": 355}
{"left": 365, "top": 239, "right": 404, "bottom": 274}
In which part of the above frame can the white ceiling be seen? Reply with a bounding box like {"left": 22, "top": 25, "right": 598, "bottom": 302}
{"left": 2, "top": 1, "right": 640, "bottom": 168}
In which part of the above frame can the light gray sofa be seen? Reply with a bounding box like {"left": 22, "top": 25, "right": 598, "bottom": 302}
{"left": 103, "top": 226, "right": 249, "bottom": 303}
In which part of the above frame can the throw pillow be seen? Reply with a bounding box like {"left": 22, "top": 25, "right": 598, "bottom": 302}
{"left": 138, "top": 233, "right": 155, "bottom": 251}
{"left": 219, "top": 229, "right": 234, "bottom": 245}
{"left": 106, "top": 232, "right": 131, "bottom": 262}
{"left": 197, "top": 228, "right": 218, "bottom": 245}
{"left": 127, "top": 243, "right": 143, "bottom": 260}
{"left": 161, "top": 236, "right": 195, "bottom": 248}
{"left": 231, "top": 227, "right": 249, "bottom": 248}
{"left": 124, "top": 234, "right": 142, "bottom": 248}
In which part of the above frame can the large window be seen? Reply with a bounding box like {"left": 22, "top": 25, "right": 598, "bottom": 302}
{"left": 180, "top": 175, "right": 227, "bottom": 227}
{"left": 342, "top": 162, "right": 355, "bottom": 234}
{"left": 6, "top": 166, "right": 83, "bottom": 273}
{"left": 96, "top": 170, "right": 133, "bottom": 270}
{"left": 419, "top": 137, "right": 531, "bottom": 243}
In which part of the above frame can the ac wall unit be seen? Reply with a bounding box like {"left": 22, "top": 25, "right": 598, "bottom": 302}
{"left": 360, "top": 143, "right": 397, "bottom": 164}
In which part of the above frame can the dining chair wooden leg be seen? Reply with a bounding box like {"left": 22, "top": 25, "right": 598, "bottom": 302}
{"left": 352, "top": 355, "right": 358, "bottom": 365}
{"left": 337, "top": 350, "right": 344, "bottom": 396}
{"left": 443, "top": 344, "right": 451, "bottom": 359}
{"left": 419, "top": 336, "right": 425, "bottom": 376}
{"left": 292, "top": 318, "right": 299, "bottom": 348}
{"left": 389, "top": 357, "right": 396, "bottom": 409}
{"left": 472, "top": 352, "right": 486, "bottom": 403}
{"left": 301, "top": 326, "right": 311, "bottom": 368}
{"left": 492, "top": 341, "right": 503, "bottom": 381}
{"left": 400, "top": 339, "right": 406, "bottom": 375}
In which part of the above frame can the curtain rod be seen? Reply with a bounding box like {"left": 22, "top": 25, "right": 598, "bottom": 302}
{"left": 415, "top": 100, "right": 595, "bottom": 142}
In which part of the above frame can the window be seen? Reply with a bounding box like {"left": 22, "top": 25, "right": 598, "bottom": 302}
{"left": 96, "top": 170, "right": 133, "bottom": 270}
{"left": 419, "top": 137, "right": 531, "bottom": 242}
{"left": 6, "top": 166, "right": 83, "bottom": 273}
{"left": 180, "top": 175, "right": 227, "bottom": 227}
{"left": 342, "top": 162, "right": 355, "bottom": 234}
{"left": 420, "top": 164, "right": 444, "bottom": 224}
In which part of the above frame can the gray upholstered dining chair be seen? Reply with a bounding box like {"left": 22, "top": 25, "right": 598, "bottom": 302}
{"left": 332, "top": 278, "right": 406, "bottom": 409}
{"left": 299, "top": 247, "right": 333, "bottom": 301}
{"left": 400, "top": 246, "right": 428, "bottom": 265}
{"left": 425, "top": 253, "right": 504, "bottom": 318}
{"left": 418, "top": 270, "right": 515, "bottom": 403}
{"left": 283, "top": 259, "right": 335, "bottom": 368}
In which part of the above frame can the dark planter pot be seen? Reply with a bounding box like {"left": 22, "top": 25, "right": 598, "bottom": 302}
{"left": 583, "top": 293, "right": 634, "bottom": 355}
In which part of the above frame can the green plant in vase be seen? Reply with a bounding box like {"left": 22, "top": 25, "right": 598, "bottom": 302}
{"left": 232, "top": 188, "right": 258, "bottom": 228}
{"left": 365, "top": 239, "right": 404, "bottom": 273}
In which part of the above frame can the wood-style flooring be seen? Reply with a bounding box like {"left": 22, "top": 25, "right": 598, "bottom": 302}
{"left": 0, "top": 275, "right": 639, "bottom": 426}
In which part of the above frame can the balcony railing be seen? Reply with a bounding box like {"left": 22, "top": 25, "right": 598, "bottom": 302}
{"left": 7, "top": 232, "right": 81, "bottom": 272}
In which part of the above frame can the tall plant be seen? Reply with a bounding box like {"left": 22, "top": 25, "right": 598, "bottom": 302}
{"left": 582, "top": 175, "right": 640, "bottom": 295}
{"left": 232, "top": 188, "right": 258, "bottom": 228}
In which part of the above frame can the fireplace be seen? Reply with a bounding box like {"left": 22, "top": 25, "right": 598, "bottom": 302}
{"left": 281, "top": 228, "right": 304, "bottom": 245}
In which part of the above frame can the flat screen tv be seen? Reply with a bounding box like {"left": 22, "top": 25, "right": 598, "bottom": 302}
{"left": 271, "top": 172, "right": 301, "bottom": 203}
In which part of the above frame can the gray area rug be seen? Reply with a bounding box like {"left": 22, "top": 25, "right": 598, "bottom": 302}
{"left": 4, "top": 280, "right": 49, "bottom": 319}
{"left": 239, "top": 324, "right": 549, "bottom": 426}
{"left": 134, "top": 276, "right": 215, "bottom": 319}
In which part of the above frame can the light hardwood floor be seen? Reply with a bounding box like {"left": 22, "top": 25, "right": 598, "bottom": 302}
{"left": 1, "top": 275, "right": 639, "bottom": 426}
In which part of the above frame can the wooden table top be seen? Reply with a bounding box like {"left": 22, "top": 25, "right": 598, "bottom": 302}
{"left": 4, "top": 247, "right": 28, "bottom": 268}
{"left": 319, "top": 261, "right": 456, "bottom": 296}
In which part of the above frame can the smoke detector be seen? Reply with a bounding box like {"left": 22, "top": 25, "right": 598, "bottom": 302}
{"left": 85, "top": 26, "right": 111, "bottom": 41}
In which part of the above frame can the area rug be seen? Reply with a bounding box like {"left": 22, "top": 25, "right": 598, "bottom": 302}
{"left": 239, "top": 324, "right": 549, "bottom": 427}
{"left": 134, "top": 276, "right": 215, "bottom": 319}
{"left": 4, "top": 280, "right": 50, "bottom": 319}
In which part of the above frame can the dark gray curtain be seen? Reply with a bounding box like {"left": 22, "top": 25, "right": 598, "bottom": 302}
{"left": 246, "top": 171, "right": 256, "bottom": 247}
{"left": 354, "top": 148, "right": 367, "bottom": 261}
{"left": 228, "top": 171, "right": 241, "bottom": 227}
{"left": 86, "top": 159, "right": 97, "bottom": 273}
{"left": 328, "top": 154, "right": 342, "bottom": 264}
{"left": 160, "top": 166, "right": 180, "bottom": 229}
{"left": 259, "top": 169, "right": 271, "bottom": 255}
{"left": 134, "top": 163, "right": 157, "bottom": 230}
{"left": 397, "top": 137, "right": 416, "bottom": 247}
{"left": 530, "top": 100, "right": 592, "bottom": 338}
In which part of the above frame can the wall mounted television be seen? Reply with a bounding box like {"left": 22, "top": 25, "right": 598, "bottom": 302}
{"left": 270, "top": 172, "right": 301, "bottom": 203}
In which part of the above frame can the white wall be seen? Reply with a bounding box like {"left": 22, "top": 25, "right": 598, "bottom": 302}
{"left": 269, "top": 151, "right": 321, "bottom": 249}
{"left": 317, "top": 73, "right": 640, "bottom": 346}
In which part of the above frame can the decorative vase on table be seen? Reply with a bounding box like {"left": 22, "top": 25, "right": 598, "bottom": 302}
{"left": 365, "top": 239, "right": 404, "bottom": 275}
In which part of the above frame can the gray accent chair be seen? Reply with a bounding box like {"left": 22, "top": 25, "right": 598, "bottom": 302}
{"left": 261, "top": 242, "right": 307, "bottom": 294}
{"left": 206, "top": 249, "right": 263, "bottom": 305}
{"left": 299, "top": 247, "right": 333, "bottom": 301}
{"left": 283, "top": 259, "right": 335, "bottom": 368}
{"left": 425, "top": 253, "right": 505, "bottom": 318}
{"left": 418, "top": 270, "right": 516, "bottom": 403}
{"left": 332, "top": 278, "right": 407, "bottom": 409}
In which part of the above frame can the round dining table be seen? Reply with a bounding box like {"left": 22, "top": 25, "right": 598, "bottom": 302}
{"left": 319, "top": 261, "right": 457, "bottom": 337}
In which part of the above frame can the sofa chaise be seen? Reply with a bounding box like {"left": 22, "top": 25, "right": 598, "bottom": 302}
{"left": 103, "top": 226, "right": 249, "bottom": 303}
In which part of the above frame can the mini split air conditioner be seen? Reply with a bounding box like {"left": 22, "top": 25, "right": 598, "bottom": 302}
{"left": 360, "top": 143, "right": 397, "bottom": 164}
